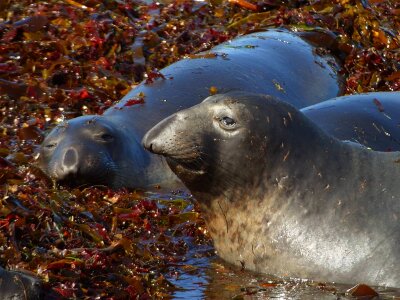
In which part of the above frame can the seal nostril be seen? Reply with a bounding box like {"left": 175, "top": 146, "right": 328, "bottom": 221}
{"left": 63, "top": 148, "right": 77, "bottom": 168}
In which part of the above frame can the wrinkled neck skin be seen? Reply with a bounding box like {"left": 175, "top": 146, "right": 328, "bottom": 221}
{"left": 106, "top": 114, "right": 180, "bottom": 189}
{"left": 191, "top": 123, "right": 400, "bottom": 287}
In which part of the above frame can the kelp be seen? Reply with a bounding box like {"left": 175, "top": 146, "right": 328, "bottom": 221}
{"left": 1, "top": 0, "right": 400, "bottom": 297}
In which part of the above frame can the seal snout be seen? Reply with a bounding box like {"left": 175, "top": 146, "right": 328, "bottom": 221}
{"left": 142, "top": 114, "right": 177, "bottom": 155}
{"left": 49, "top": 147, "right": 80, "bottom": 186}
{"left": 63, "top": 148, "right": 78, "bottom": 168}
{"left": 142, "top": 133, "right": 169, "bottom": 156}
{"left": 56, "top": 147, "right": 79, "bottom": 180}
{"left": 142, "top": 130, "right": 163, "bottom": 155}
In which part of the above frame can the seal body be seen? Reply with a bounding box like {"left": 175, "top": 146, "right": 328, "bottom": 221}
{"left": 0, "top": 267, "right": 43, "bottom": 299}
{"left": 143, "top": 92, "right": 400, "bottom": 287}
{"left": 38, "top": 28, "right": 342, "bottom": 188}
{"left": 302, "top": 92, "right": 400, "bottom": 151}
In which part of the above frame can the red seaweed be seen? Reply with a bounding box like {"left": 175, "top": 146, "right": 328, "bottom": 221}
{"left": 1, "top": 0, "right": 400, "bottom": 298}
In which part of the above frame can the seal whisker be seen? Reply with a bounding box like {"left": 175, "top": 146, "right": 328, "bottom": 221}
{"left": 217, "top": 200, "right": 230, "bottom": 234}
{"left": 166, "top": 142, "right": 203, "bottom": 157}
{"left": 169, "top": 151, "right": 202, "bottom": 161}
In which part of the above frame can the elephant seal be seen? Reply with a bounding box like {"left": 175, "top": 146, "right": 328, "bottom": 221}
{"left": 142, "top": 91, "right": 400, "bottom": 287}
{"left": 302, "top": 92, "right": 400, "bottom": 152}
{"left": 37, "top": 28, "right": 343, "bottom": 188}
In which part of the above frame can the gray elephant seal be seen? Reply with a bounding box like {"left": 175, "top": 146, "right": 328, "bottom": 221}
{"left": 143, "top": 91, "right": 400, "bottom": 287}
{"left": 37, "top": 28, "right": 343, "bottom": 188}
{"left": 302, "top": 92, "right": 400, "bottom": 152}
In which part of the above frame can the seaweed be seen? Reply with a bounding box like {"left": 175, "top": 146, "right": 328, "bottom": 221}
{"left": 1, "top": 0, "right": 399, "bottom": 297}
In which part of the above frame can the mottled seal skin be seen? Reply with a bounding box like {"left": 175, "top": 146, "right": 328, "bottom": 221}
{"left": 37, "top": 28, "right": 343, "bottom": 188}
{"left": 0, "top": 267, "right": 43, "bottom": 299}
{"left": 302, "top": 92, "right": 400, "bottom": 152}
{"left": 143, "top": 92, "right": 400, "bottom": 287}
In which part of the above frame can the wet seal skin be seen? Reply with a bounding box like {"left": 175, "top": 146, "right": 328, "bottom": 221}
{"left": 301, "top": 92, "right": 400, "bottom": 152}
{"left": 0, "top": 267, "right": 43, "bottom": 299}
{"left": 37, "top": 28, "right": 343, "bottom": 189}
{"left": 143, "top": 91, "right": 400, "bottom": 287}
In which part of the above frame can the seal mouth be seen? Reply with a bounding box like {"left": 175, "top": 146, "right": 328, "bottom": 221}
{"left": 56, "top": 173, "right": 110, "bottom": 188}
{"left": 53, "top": 162, "right": 117, "bottom": 188}
{"left": 166, "top": 157, "right": 206, "bottom": 176}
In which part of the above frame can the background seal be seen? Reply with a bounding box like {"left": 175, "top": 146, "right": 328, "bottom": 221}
{"left": 38, "top": 28, "right": 342, "bottom": 188}
{"left": 302, "top": 92, "right": 400, "bottom": 151}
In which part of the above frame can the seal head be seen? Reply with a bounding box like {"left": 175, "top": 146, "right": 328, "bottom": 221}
{"left": 143, "top": 91, "right": 317, "bottom": 199}
{"left": 38, "top": 115, "right": 146, "bottom": 188}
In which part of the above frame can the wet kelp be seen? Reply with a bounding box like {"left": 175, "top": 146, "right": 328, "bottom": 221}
{"left": 1, "top": 0, "right": 400, "bottom": 298}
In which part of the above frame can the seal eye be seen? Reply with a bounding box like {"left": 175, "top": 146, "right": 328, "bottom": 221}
{"left": 99, "top": 133, "right": 114, "bottom": 142}
{"left": 45, "top": 143, "right": 57, "bottom": 149}
{"left": 219, "top": 116, "right": 237, "bottom": 130}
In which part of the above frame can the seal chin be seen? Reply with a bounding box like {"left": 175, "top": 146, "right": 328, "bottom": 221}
{"left": 48, "top": 154, "right": 119, "bottom": 188}
{"left": 58, "top": 176, "right": 110, "bottom": 188}
{"left": 55, "top": 169, "right": 115, "bottom": 188}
